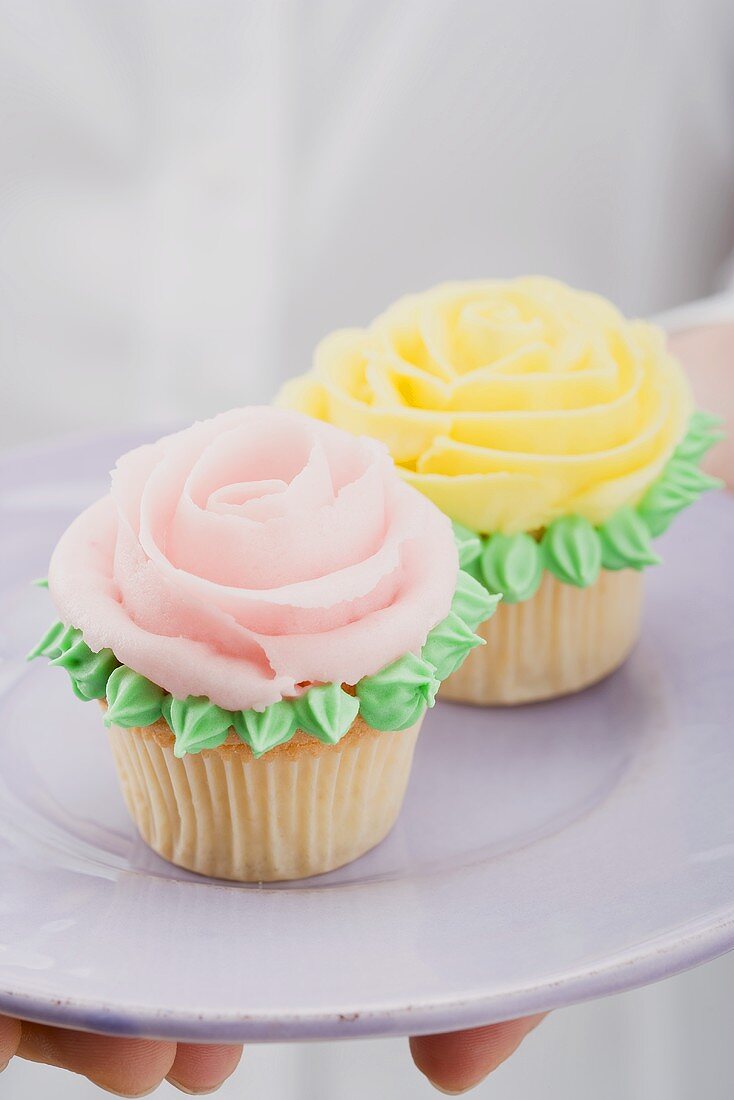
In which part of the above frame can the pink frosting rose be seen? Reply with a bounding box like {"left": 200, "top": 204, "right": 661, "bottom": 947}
{"left": 48, "top": 407, "right": 458, "bottom": 711}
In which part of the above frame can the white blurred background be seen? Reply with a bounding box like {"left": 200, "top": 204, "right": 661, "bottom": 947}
{"left": 2, "top": 1, "right": 734, "bottom": 1096}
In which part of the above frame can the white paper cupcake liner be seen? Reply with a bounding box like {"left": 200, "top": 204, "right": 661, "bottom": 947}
{"left": 440, "top": 569, "right": 643, "bottom": 705}
{"left": 106, "top": 715, "right": 422, "bottom": 881}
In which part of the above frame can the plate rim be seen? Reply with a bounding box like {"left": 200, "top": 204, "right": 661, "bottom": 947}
{"left": 1, "top": 913, "right": 733, "bottom": 1041}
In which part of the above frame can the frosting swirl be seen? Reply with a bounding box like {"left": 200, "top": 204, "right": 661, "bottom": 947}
{"left": 278, "top": 278, "right": 693, "bottom": 533}
{"left": 48, "top": 407, "right": 458, "bottom": 711}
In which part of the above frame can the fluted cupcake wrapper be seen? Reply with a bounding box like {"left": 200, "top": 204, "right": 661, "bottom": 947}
{"left": 439, "top": 569, "right": 643, "bottom": 706}
{"left": 106, "top": 714, "right": 421, "bottom": 881}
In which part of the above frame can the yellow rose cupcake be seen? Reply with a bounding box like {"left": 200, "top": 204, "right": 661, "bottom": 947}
{"left": 278, "top": 277, "right": 722, "bottom": 705}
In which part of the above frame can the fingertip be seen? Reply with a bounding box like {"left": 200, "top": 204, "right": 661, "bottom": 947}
{"left": 410, "top": 1014, "right": 546, "bottom": 1094}
{"left": 166, "top": 1043, "right": 243, "bottom": 1094}
{"left": 92, "top": 1037, "right": 178, "bottom": 1097}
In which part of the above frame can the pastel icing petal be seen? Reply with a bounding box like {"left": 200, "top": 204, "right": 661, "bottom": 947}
{"left": 403, "top": 469, "right": 554, "bottom": 536}
{"left": 254, "top": 530, "right": 454, "bottom": 688}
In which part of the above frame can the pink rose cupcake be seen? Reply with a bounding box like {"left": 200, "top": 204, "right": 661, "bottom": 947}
{"left": 29, "top": 407, "right": 492, "bottom": 880}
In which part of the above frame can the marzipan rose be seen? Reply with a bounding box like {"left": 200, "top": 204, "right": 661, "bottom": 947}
{"left": 278, "top": 277, "right": 692, "bottom": 534}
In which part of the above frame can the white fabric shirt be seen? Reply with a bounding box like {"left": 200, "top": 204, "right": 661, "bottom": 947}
{"left": 1, "top": 4, "right": 734, "bottom": 1099}
{"left": 2, "top": 0, "right": 734, "bottom": 447}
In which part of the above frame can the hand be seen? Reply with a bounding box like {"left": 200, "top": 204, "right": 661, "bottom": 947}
{"left": 408, "top": 319, "right": 734, "bottom": 1094}
{"left": 668, "top": 322, "right": 734, "bottom": 486}
{"left": 0, "top": 1015, "right": 242, "bottom": 1096}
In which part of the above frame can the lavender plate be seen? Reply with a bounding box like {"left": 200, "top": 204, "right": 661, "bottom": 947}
{"left": 0, "top": 429, "right": 733, "bottom": 1043}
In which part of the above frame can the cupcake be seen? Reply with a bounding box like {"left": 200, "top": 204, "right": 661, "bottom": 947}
{"left": 29, "top": 407, "right": 490, "bottom": 880}
{"left": 277, "top": 278, "right": 721, "bottom": 705}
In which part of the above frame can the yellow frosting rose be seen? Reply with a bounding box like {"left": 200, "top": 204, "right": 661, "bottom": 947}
{"left": 278, "top": 278, "right": 693, "bottom": 534}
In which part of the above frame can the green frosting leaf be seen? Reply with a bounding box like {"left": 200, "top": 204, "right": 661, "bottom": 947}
{"left": 104, "top": 666, "right": 166, "bottom": 728}
{"left": 233, "top": 700, "right": 298, "bottom": 757}
{"left": 167, "top": 697, "right": 232, "bottom": 758}
{"left": 541, "top": 516, "right": 601, "bottom": 588}
{"left": 674, "top": 412, "right": 725, "bottom": 463}
{"left": 665, "top": 457, "right": 722, "bottom": 497}
{"left": 450, "top": 569, "right": 501, "bottom": 631}
{"left": 49, "top": 635, "right": 119, "bottom": 700}
{"left": 598, "top": 508, "right": 661, "bottom": 572}
{"left": 32, "top": 577, "right": 49, "bottom": 589}
{"left": 637, "top": 476, "right": 697, "bottom": 537}
{"left": 28, "top": 621, "right": 108, "bottom": 699}
{"left": 452, "top": 521, "right": 483, "bottom": 567}
{"left": 480, "top": 532, "right": 543, "bottom": 604}
{"left": 638, "top": 415, "right": 722, "bottom": 535}
{"left": 291, "top": 683, "right": 359, "bottom": 745}
{"left": 27, "top": 620, "right": 77, "bottom": 661}
{"left": 690, "top": 409, "right": 723, "bottom": 433}
{"left": 69, "top": 677, "right": 97, "bottom": 701}
{"left": 356, "top": 652, "right": 439, "bottom": 732}
{"left": 45, "top": 631, "right": 89, "bottom": 667}
{"left": 461, "top": 555, "right": 486, "bottom": 587}
{"left": 421, "top": 611, "right": 485, "bottom": 679}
